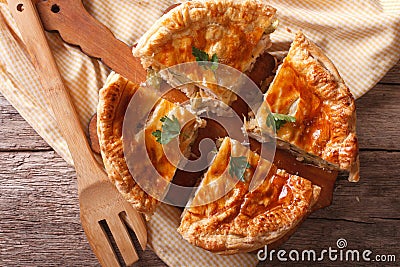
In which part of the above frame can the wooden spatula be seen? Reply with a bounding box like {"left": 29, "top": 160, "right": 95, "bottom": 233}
{"left": 8, "top": 0, "right": 147, "bottom": 265}
{"left": 35, "top": 0, "right": 146, "bottom": 84}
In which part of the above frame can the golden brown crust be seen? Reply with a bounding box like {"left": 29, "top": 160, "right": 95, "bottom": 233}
{"left": 132, "top": 0, "right": 276, "bottom": 72}
{"left": 97, "top": 73, "right": 158, "bottom": 218}
{"left": 178, "top": 138, "right": 320, "bottom": 254}
{"left": 251, "top": 32, "right": 359, "bottom": 181}
{"left": 97, "top": 73, "right": 159, "bottom": 218}
{"left": 97, "top": 72, "right": 204, "bottom": 218}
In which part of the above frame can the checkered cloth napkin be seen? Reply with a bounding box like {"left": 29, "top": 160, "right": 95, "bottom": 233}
{"left": 1, "top": 0, "right": 399, "bottom": 266}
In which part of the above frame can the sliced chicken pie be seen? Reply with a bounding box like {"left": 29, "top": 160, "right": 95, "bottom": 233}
{"left": 178, "top": 137, "right": 320, "bottom": 254}
{"left": 97, "top": 72, "right": 204, "bottom": 218}
{"left": 246, "top": 32, "right": 359, "bottom": 182}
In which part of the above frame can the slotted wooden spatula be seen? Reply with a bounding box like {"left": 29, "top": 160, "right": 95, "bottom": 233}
{"left": 8, "top": 0, "right": 147, "bottom": 266}
{"left": 34, "top": 0, "right": 146, "bottom": 84}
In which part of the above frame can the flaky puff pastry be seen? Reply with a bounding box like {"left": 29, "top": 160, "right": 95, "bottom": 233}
{"left": 178, "top": 137, "right": 320, "bottom": 254}
{"left": 248, "top": 32, "right": 359, "bottom": 182}
{"left": 97, "top": 72, "right": 204, "bottom": 219}
{"left": 132, "top": 0, "right": 276, "bottom": 72}
{"left": 133, "top": 0, "right": 277, "bottom": 109}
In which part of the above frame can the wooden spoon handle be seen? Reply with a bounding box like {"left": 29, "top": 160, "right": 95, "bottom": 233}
{"left": 36, "top": 0, "right": 146, "bottom": 83}
{"left": 8, "top": 0, "right": 102, "bottom": 186}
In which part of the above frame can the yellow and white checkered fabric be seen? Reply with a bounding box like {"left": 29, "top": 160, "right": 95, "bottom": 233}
{"left": 1, "top": 0, "right": 399, "bottom": 266}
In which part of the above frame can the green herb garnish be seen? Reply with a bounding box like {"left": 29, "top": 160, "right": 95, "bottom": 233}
{"left": 266, "top": 113, "right": 296, "bottom": 131}
{"left": 192, "top": 46, "right": 219, "bottom": 70}
{"left": 192, "top": 46, "right": 209, "bottom": 62}
{"left": 152, "top": 115, "right": 181, "bottom": 144}
{"left": 229, "top": 156, "right": 251, "bottom": 182}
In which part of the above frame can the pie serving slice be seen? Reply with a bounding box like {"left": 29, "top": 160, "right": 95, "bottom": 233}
{"left": 132, "top": 0, "right": 277, "bottom": 107}
{"left": 97, "top": 72, "right": 204, "bottom": 218}
{"left": 178, "top": 137, "right": 321, "bottom": 254}
{"left": 246, "top": 32, "right": 360, "bottom": 182}
{"left": 133, "top": 0, "right": 276, "bottom": 72}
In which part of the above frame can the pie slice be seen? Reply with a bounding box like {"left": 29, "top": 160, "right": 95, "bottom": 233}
{"left": 133, "top": 0, "right": 276, "bottom": 72}
{"left": 132, "top": 0, "right": 277, "bottom": 107}
{"left": 97, "top": 72, "right": 204, "bottom": 218}
{"left": 178, "top": 137, "right": 321, "bottom": 254}
{"left": 246, "top": 32, "right": 359, "bottom": 182}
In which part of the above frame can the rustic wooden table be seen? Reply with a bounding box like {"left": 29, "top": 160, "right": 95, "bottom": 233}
{"left": 1, "top": 61, "right": 399, "bottom": 266}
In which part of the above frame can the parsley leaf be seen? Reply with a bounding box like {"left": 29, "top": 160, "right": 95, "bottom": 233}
{"left": 192, "top": 46, "right": 219, "bottom": 70}
{"left": 229, "top": 156, "right": 251, "bottom": 182}
{"left": 266, "top": 113, "right": 296, "bottom": 131}
{"left": 152, "top": 115, "right": 181, "bottom": 144}
{"left": 192, "top": 46, "right": 210, "bottom": 62}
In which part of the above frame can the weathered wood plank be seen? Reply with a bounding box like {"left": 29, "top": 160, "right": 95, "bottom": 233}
{"left": 379, "top": 60, "right": 400, "bottom": 84}
{"left": 1, "top": 150, "right": 398, "bottom": 266}
{"left": 260, "top": 218, "right": 399, "bottom": 266}
{"left": 356, "top": 83, "right": 400, "bottom": 150}
{"left": 312, "top": 151, "right": 400, "bottom": 221}
{"left": 0, "top": 94, "right": 50, "bottom": 151}
{"left": 0, "top": 151, "right": 166, "bottom": 267}
{"left": 0, "top": 151, "right": 97, "bottom": 266}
